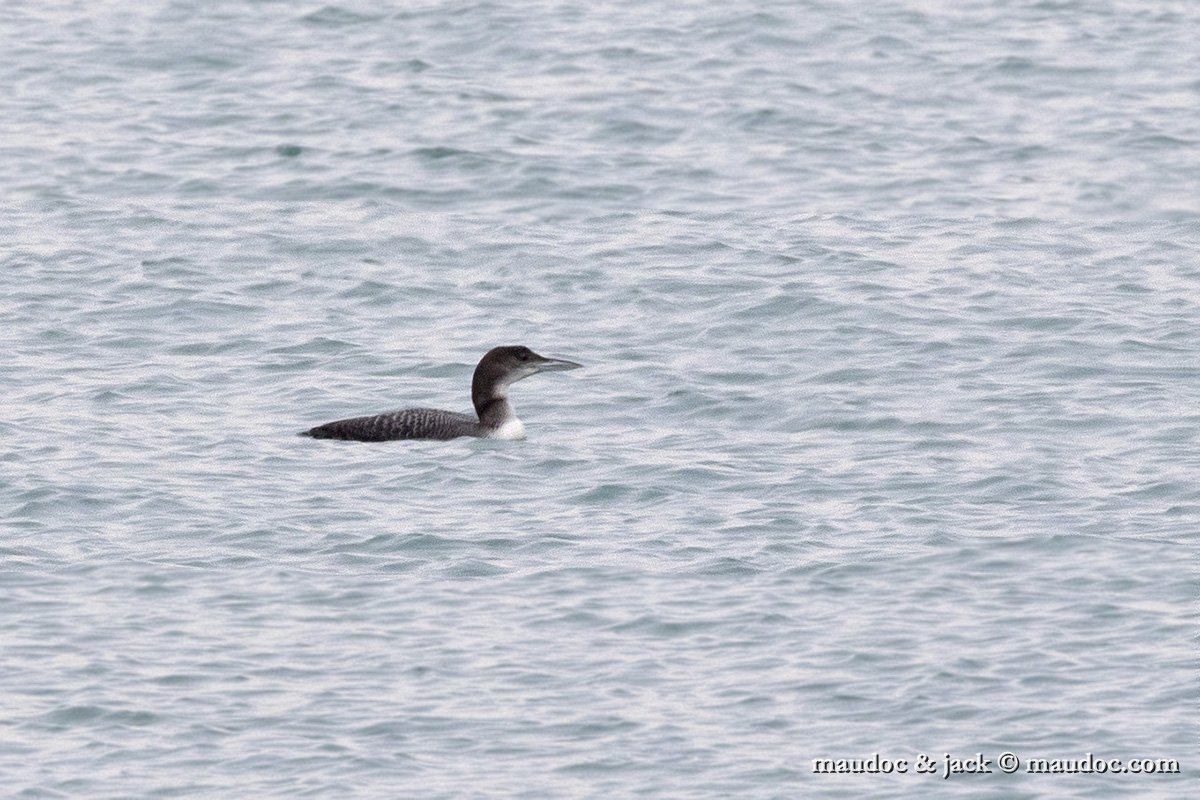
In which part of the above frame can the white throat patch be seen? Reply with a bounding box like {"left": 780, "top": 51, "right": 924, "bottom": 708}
{"left": 488, "top": 417, "right": 526, "bottom": 440}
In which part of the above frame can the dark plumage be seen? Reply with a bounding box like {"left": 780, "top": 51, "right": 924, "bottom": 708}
{"left": 304, "top": 408, "right": 480, "bottom": 441}
{"left": 302, "top": 345, "right": 581, "bottom": 442}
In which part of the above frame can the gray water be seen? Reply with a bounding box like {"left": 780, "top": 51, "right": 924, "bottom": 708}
{"left": 2, "top": 1, "right": 1197, "bottom": 798}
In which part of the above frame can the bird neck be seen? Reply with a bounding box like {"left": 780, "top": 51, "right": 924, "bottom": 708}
{"left": 475, "top": 396, "right": 514, "bottom": 429}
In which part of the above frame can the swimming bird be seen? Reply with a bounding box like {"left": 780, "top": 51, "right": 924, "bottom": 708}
{"left": 302, "top": 345, "right": 582, "bottom": 441}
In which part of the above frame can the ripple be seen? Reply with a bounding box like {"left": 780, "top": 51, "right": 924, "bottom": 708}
{"left": 0, "top": 0, "right": 1195, "bottom": 797}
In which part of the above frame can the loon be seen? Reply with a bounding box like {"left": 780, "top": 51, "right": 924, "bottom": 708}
{"left": 302, "top": 345, "right": 582, "bottom": 442}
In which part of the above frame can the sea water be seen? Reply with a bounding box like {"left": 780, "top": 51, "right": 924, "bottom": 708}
{"left": 2, "top": 1, "right": 1196, "bottom": 797}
